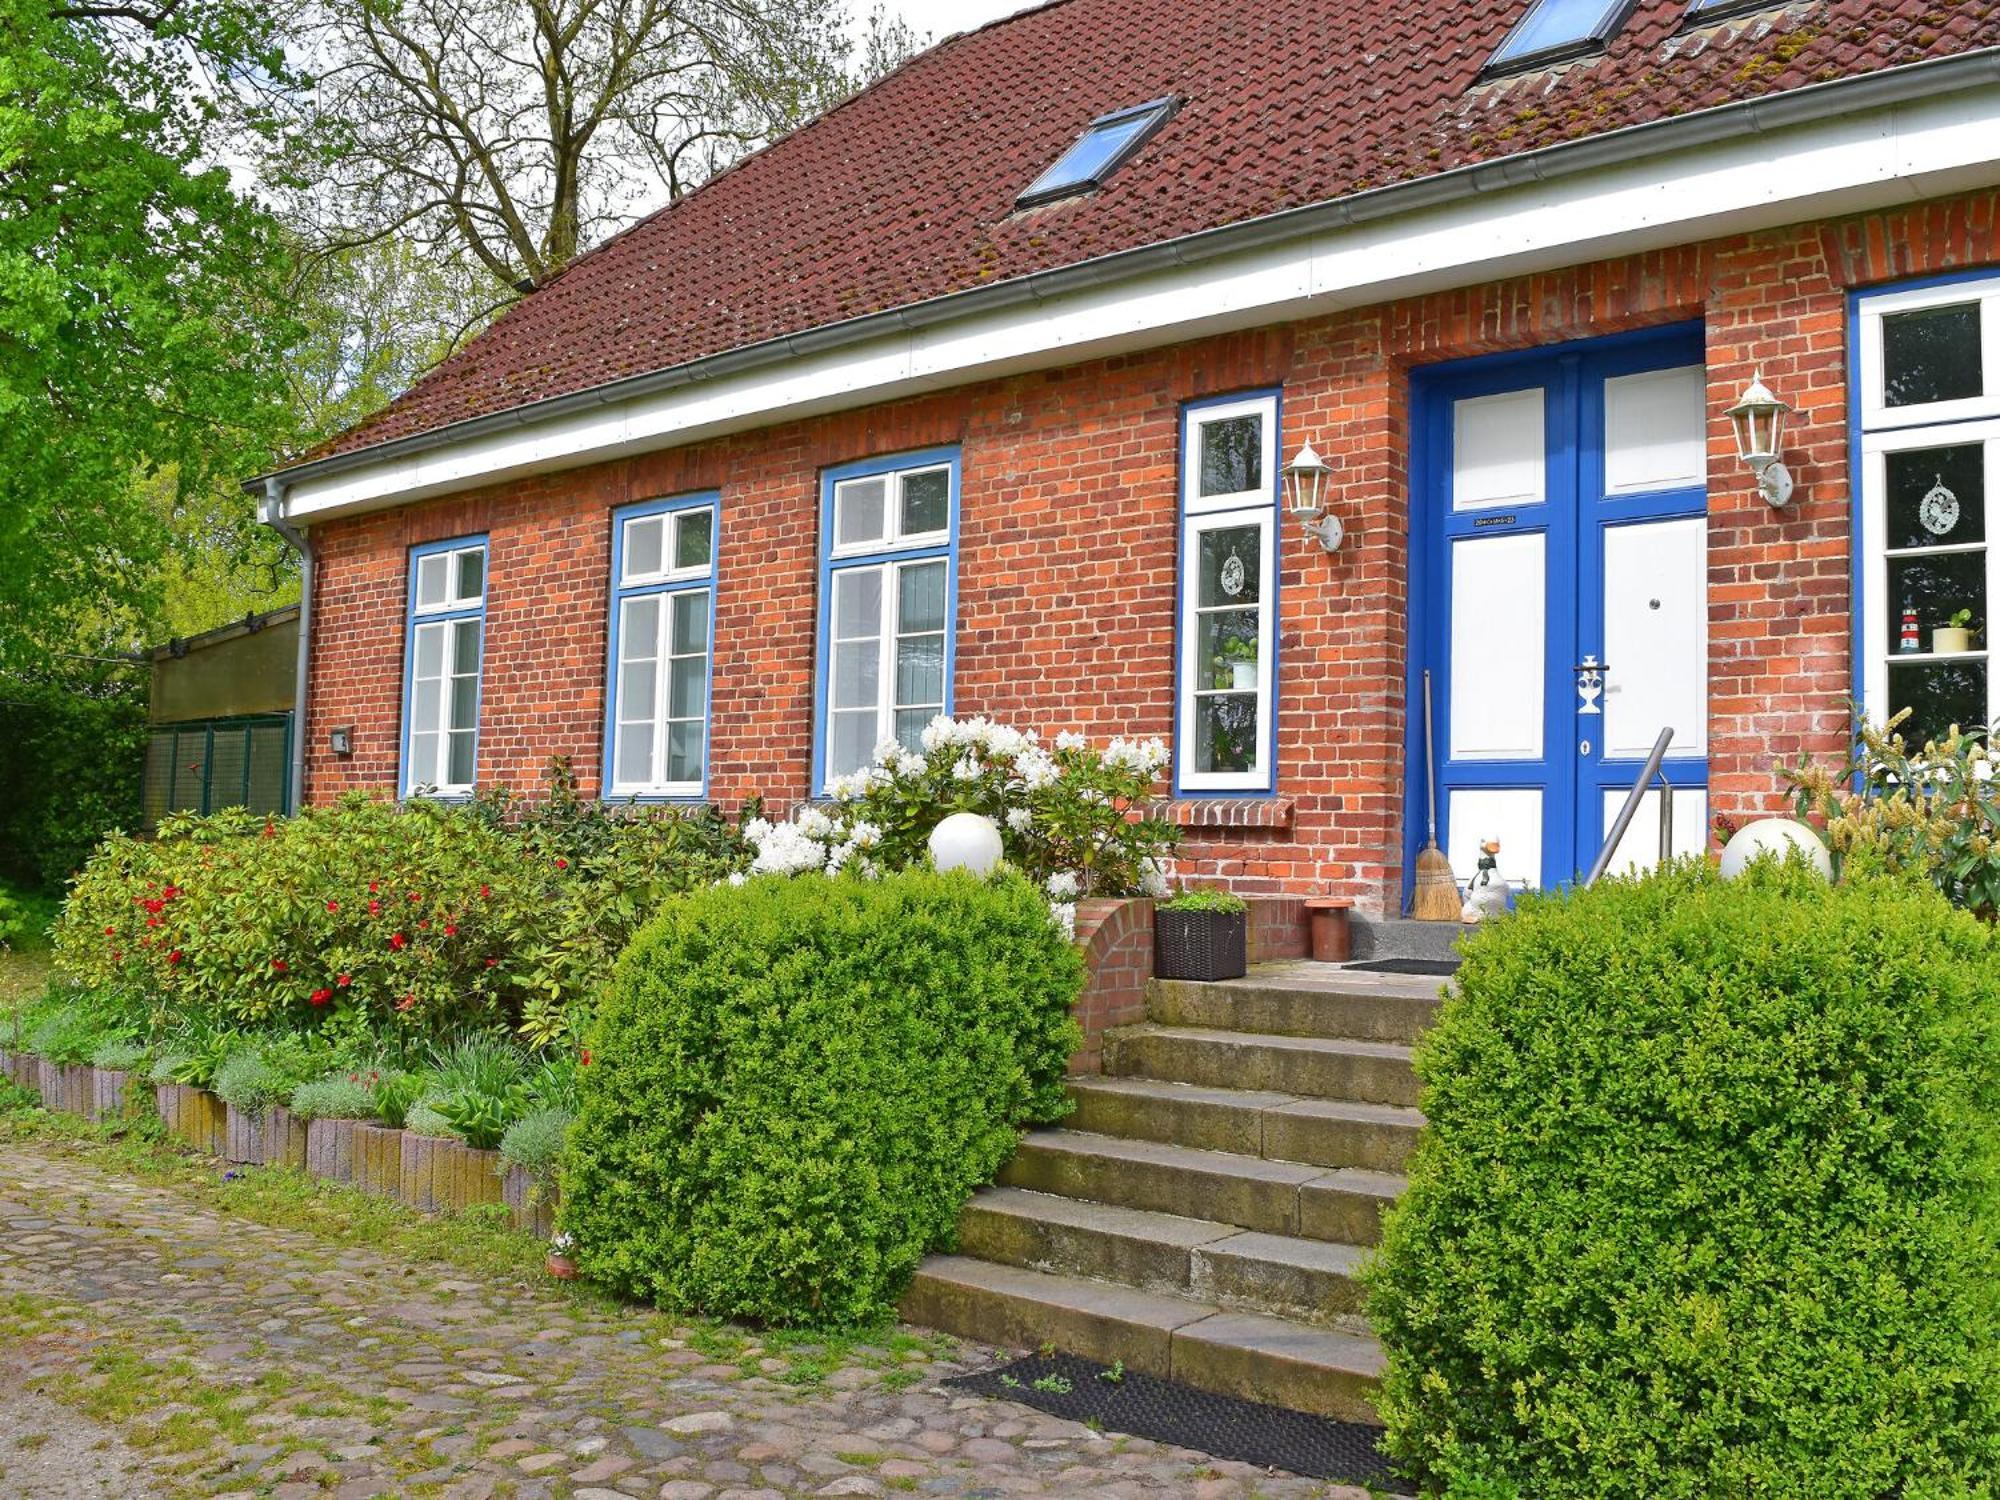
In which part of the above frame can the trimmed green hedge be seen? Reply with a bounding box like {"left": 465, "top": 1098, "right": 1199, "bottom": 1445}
{"left": 1366, "top": 861, "right": 2000, "bottom": 1498}
{"left": 562, "top": 868, "right": 1083, "bottom": 1326}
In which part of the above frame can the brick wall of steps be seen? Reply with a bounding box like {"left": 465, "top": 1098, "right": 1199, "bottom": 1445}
{"left": 902, "top": 961, "right": 1442, "bottom": 1423}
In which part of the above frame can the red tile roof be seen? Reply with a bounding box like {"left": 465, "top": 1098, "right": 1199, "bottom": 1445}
{"left": 307, "top": 0, "right": 2000, "bottom": 463}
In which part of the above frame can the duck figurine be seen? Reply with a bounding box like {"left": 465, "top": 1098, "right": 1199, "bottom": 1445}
{"left": 1460, "top": 836, "right": 1512, "bottom": 924}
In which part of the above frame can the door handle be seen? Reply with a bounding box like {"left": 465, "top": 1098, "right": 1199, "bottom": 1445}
{"left": 1575, "top": 655, "right": 1606, "bottom": 716}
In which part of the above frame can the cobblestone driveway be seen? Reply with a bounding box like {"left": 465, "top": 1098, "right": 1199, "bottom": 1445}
{"left": 0, "top": 1145, "right": 1354, "bottom": 1499}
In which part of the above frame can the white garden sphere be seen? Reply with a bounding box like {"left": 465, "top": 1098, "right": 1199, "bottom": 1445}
{"left": 929, "top": 812, "right": 1004, "bottom": 877}
{"left": 1718, "top": 817, "right": 1832, "bottom": 882}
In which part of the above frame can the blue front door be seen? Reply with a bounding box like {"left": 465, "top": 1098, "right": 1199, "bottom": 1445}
{"left": 1412, "top": 325, "right": 1711, "bottom": 895}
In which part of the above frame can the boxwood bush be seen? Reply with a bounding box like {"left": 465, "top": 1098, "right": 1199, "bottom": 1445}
{"left": 562, "top": 868, "right": 1083, "bottom": 1326}
{"left": 1367, "top": 861, "right": 2000, "bottom": 1499}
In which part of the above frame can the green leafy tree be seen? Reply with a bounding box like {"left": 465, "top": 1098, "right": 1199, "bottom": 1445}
{"left": 0, "top": 0, "right": 300, "bottom": 677}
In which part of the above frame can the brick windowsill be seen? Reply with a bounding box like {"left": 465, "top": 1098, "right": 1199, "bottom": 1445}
{"left": 1157, "top": 798, "right": 1294, "bottom": 831}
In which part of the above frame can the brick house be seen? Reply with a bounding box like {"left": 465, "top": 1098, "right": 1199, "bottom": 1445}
{"left": 256, "top": 0, "right": 2000, "bottom": 911}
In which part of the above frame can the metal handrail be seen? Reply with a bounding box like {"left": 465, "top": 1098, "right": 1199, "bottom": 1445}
{"left": 1583, "top": 727, "right": 1675, "bottom": 886}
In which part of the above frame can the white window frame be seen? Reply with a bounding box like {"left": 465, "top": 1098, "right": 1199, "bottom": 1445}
{"left": 606, "top": 498, "right": 716, "bottom": 800}
{"left": 402, "top": 538, "right": 487, "bottom": 798}
{"left": 816, "top": 451, "right": 958, "bottom": 792}
{"left": 1177, "top": 392, "right": 1280, "bottom": 793}
{"left": 829, "top": 463, "right": 952, "bottom": 558}
{"left": 1184, "top": 394, "right": 1280, "bottom": 516}
{"left": 1856, "top": 276, "right": 2000, "bottom": 431}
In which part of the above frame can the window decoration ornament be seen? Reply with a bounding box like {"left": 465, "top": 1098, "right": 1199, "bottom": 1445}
{"left": 1919, "top": 474, "right": 1961, "bottom": 537}
{"left": 1724, "top": 369, "right": 1795, "bottom": 509}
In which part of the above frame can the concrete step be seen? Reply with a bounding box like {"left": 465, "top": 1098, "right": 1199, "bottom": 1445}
{"left": 1150, "top": 965, "right": 1443, "bottom": 1045}
{"left": 999, "top": 1130, "right": 1403, "bottom": 1246}
{"left": 901, "top": 1254, "right": 1383, "bottom": 1423}
{"left": 957, "top": 1186, "right": 1369, "bottom": 1327}
{"left": 1105, "top": 1024, "right": 1419, "bottom": 1108}
{"left": 1066, "top": 1074, "right": 1423, "bottom": 1173}
{"left": 1350, "top": 916, "right": 1465, "bottom": 964}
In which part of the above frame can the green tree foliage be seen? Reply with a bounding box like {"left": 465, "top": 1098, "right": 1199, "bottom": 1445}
{"left": 0, "top": 674, "right": 146, "bottom": 891}
{"left": 562, "top": 869, "right": 1083, "bottom": 1326}
{"left": 0, "top": 0, "right": 299, "bottom": 677}
{"left": 1366, "top": 860, "right": 2000, "bottom": 1498}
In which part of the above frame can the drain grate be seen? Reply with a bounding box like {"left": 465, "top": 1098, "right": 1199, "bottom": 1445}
{"left": 944, "top": 1351, "right": 1403, "bottom": 1485}
{"left": 1344, "top": 957, "right": 1460, "bottom": 976}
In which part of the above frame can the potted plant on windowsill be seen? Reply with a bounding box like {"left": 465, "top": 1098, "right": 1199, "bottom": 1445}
{"left": 1933, "top": 608, "right": 1979, "bottom": 656}
{"left": 1212, "top": 636, "right": 1259, "bottom": 692}
{"left": 1154, "top": 888, "right": 1249, "bottom": 982}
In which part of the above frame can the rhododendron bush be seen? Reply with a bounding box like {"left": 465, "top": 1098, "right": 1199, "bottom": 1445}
{"left": 747, "top": 717, "right": 1177, "bottom": 927}
{"left": 55, "top": 789, "right": 748, "bottom": 1043}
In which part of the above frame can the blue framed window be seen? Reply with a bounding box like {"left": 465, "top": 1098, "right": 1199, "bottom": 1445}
{"left": 1017, "top": 97, "right": 1176, "bottom": 209}
{"left": 815, "top": 449, "right": 959, "bottom": 790}
{"left": 401, "top": 536, "right": 487, "bottom": 797}
{"left": 1486, "top": 0, "right": 1634, "bottom": 74}
{"left": 605, "top": 494, "right": 718, "bottom": 800}
{"left": 1176, "top": 391, "right": 1280, "bottom": 795}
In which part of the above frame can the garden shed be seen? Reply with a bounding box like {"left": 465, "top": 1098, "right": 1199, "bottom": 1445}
{"left": 142, "top": 605, "right": 298, "bottom": 827}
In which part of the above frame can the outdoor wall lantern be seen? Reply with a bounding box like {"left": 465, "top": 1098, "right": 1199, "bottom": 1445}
{"left": 329, "top": 725, "right": 354, "bottom": 757}
{"left": 1283, "top": 443, "right": 1343, "bottom": 552}
{"left": 1725, "top": 370, "right": 1795, "bottom": 509}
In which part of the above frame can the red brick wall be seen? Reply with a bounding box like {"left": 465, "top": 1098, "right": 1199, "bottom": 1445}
{"left": 302, "top": 189, "right": 2000, "bottom": 910}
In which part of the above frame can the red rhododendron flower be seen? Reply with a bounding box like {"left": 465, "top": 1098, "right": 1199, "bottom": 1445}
{"left": 554, "top": 857, "right": 569, "bottom": 870}
{"left": 367, "top": 900, "right": 382, "bottom": 917}
{"left": 484, "top": 957, "right": 498, "bottom": 968}
{"left": 408, "top": 891, "right": 420, "bottom": 903}
{"left": 110, "top": 950, "right": 121, "bottom": 961}
{"left": 580, "top": 1048, "right": 592, "bottom": 1066}
{"left": 145, "top": 916, "right": 160, "bottom": 929}
{"left": 326, "top": 900, "right": 340, "bottom": 913}
{"left": 368, "top": 881, "right": 380, "bottom": 894}
{"left": 443, "top": 924, "right": 457, "bottom": 937}
{"left": 336, "top": 973, "right": 352, "bottom": 987}
{"left": 389, "top": 932, "right": 407, "bottom": 951}
{"left": 417, "top": 920, "right": 430, "bottom": 931}
{"left": 395, "top": 993, "right": 416, "bottom": 1012}
{"left": 103, "top": 925, "right": 115, "bottom": 936}
{"left": 309, "top": 988, "right": 333, "bottom": 1006}
{"left": 142, "top": 899, "right": 164, "bottom": 915}
{"left": 167, "top": 950, "right": 183, "bottom": 964}
{"left": 271, "top": 959, "right": 288, "bottom": 973}
{"left": 162, "top": 885, "right": 180, "bottom": 900}
{"left": 261, "top": 822, "right": 276, "bottom": 838}
{"left": 478, "top": 884, "right": 491, "bottom": 899}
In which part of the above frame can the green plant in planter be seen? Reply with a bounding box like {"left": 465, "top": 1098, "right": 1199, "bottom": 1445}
{"left": 1157, "top": 888, "right": 1247, "bottom": 914}
{"left": 434, "top": 1091, "right": 515, "bottom": 1150}
{"left": 499, "top": 1106, "right": 573, "bottom": 1184}
{"left": 212, "top": 1051, "right": 286, "bottom": 1115}
{"left": 367, "top": 1068, "right": 425, "bottom": 1129}
{"left": 89, "top": 1039, "right": 149, "bottom": 1072}
{"left": 402, "top": 1099, "right": 456, "bottom": 1139}
{"left": 148, "top": 1052, "right": 192, "bottom": 1087}
{"left": 1209, "top": 634, "right": 1258, "bottom": 689}
{"left": 288, "top": 1075, "right": 378, "bottom": 1121}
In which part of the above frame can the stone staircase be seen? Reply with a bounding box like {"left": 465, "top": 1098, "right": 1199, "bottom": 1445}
{"left": 902, "top": 960, "right": 1444, "bottom": 1423}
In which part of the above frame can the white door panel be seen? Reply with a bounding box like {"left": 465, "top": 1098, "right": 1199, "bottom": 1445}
{"left": 1450, "top": 532, "right": 1546, "bottom": 761}
{"left": 1602, "top": 516, "right": 1708, "bottom": 759}
{"left": 1447, "top": 789, "right": 1543, "bottom": 890}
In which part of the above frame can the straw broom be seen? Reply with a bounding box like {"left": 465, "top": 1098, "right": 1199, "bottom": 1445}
{"left": 1411, "top": 669, "right": 1461, "bottom": 920}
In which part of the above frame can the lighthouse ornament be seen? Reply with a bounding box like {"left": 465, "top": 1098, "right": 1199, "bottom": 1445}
{"left": 1460, "top": 837, "right": 1512, "bottom": 925}
{"left": 1900, "top": 608, "right": 1921, "bottom": 653}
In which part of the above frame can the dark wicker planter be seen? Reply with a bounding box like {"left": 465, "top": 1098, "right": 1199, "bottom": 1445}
{"left": 1154, "top": 908, "right": 1248, "bottom": 982}
{"left": 401, "top": 1134, "right": 504, "bottom": 1214}
{"left": 502, "top": 1162, "right": 557, "bottom": 1238}
{"left": 156, "top": 1083, "right": 228, "bottom": 1154}
{"left": 225, "top": 1104, "right": 308, "bottom": 1168}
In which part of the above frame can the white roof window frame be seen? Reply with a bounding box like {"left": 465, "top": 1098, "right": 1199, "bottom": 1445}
{"left": 1016, "top": 96, "right": 1178, "bottom": 210}
{"left": 1484, "top": 0, "right": 1639, "bottom": 77}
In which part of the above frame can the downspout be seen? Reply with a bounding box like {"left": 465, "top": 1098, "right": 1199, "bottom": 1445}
{"left": 258, "top": 477, "right": 313, "bottom": 815}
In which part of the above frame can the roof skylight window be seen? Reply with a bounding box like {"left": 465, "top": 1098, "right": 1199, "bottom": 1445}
{"left": 1017, "top": 97, "right": 1177, "bottom": 209}
{"left": 1486, "top": 0, "right": 1635, "bottom": 74}
{"left": 1683, "top": 0, "right": 1772, "bottom": 20}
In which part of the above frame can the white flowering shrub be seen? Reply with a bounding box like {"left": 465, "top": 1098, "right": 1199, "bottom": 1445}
{"left": 745, "top": 717, "right": 1177, "bottom": 914}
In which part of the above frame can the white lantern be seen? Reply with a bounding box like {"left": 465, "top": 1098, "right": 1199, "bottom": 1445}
{"left": 929, "top": 812, "right": 1003, "bottom": 877}
{"left": 1282, "top": 443, "right": 1343, "bottom": 553}
{"left": 1724, "top": 370, "right": 1795, "bottom": 509}
{"left": 1718, "top": 817, "right": 1830, "bottom": 882}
